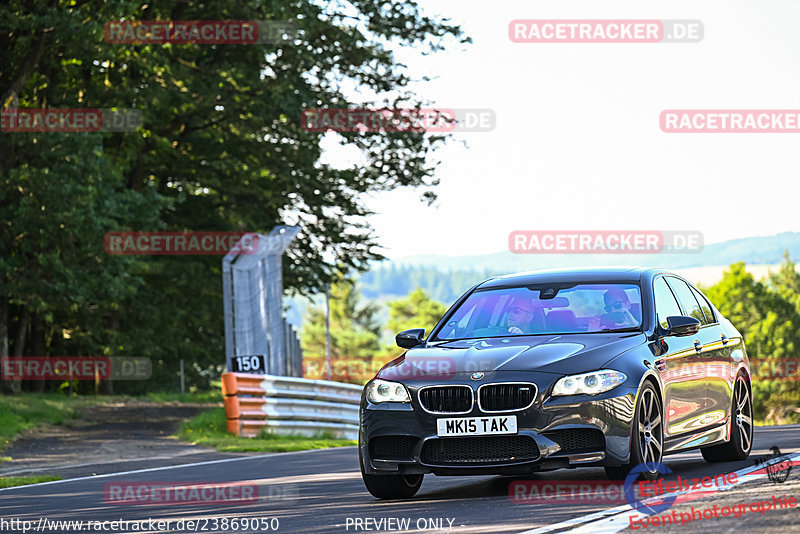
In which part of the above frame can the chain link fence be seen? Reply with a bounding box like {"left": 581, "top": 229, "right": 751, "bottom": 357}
{"left": 222, "top": 226, "right": 301, "bottom": 376}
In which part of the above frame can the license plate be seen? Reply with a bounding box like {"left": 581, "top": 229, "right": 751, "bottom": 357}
{"left": 436, "top": 415, "right": 517, "bottom": 437}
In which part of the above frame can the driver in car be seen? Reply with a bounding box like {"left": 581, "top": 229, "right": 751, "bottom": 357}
{"left": 600, "top": 287, "right": 639, "bottom": 328}
{"left": 506, "top": 296, "right": 541, "bottom": 334}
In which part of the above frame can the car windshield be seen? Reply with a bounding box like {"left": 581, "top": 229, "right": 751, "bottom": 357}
{"left": 434, "top": 283, "right": 643, "bottom": 340}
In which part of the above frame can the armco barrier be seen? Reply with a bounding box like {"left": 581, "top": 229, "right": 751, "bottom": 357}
{"left": 221, "top": 373, "right": 362, "bottom": 439}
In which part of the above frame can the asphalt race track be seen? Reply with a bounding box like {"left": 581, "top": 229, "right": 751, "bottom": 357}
{"left": 2, "top": 425, "right": 799, "bottom": 534}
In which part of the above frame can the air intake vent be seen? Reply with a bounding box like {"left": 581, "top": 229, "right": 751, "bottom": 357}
{"left": 478, "top": 383, "right": 537, "bottom": 412}
{"left": 544, "top": 429, "right": 605, "bottom": 453}
{"left": 420, "top": 436, "right": 539, "bottom": 465}
{"left": 418, "top": 386, "right": 473, "bottom": 413}
{"left": 369, "top": 436, "right": 416, "bottom": 461}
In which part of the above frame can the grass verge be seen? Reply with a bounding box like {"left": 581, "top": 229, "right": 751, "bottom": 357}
{"left": 177, "top": 408, "right": 357, "bottom": 452}
{"left": 143, "top": 390, "right": 223, "bottom": 404}
{"left": 0, "top": 394, "right": 87, "bottom": 451}
{"left": 0, "top": 475, "right": 61, "bottom": 488}
{"left": 0, "top": 390, "right": 224, "bottom": 452}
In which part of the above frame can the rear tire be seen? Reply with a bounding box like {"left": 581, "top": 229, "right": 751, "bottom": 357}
{"left": 359, "top": 442, "right": 423, "bottom": 499}
{"left": 605, "top": 381, "right": 664, "bottom": 481}
{"left": 701, "top": 374, "right": 752, "bottom": 463}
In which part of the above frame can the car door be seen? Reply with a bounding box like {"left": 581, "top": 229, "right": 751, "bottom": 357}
{"left": 652, "top": 276, "right": 708, "bottom": 438}
{"left": 688, "top": 283, "right": 732, "bottom": 427}
{"left": 664, "top": 277, "right": 728, "bottom": 430}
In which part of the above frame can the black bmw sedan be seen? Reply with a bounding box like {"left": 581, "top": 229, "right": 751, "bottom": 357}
{"left": 358, "top": 267, "right": 753, "bottom": 499}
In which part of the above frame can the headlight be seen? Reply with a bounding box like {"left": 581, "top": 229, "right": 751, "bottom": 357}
{"left": 552, "top": 370, "right": 627, "bottom": 396}
{"left": 366, "top": 379, "right": 411, "bottom": 403}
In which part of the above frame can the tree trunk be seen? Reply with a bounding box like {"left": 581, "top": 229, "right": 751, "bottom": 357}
{"left": 10, "top": 306, "right": 29, "bottom": 393}
{"left": 0, "top": 296, "right": 7, "bottom": 358}
{"left": 101, "top": 314, "right": 119, "bottom": 395}
{"left": 0, "top": 296, "right": 9, "bottom": 394}
{"left": 29, "top": 314, "right": 46, "bottom": 393}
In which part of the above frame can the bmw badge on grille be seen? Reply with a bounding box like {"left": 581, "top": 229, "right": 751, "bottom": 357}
{"left": 471, "top": 372, "right": 484, "bottom": 380}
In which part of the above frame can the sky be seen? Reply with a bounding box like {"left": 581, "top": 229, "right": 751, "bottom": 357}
{"left": 328, "top": 0, "right": 800, "bottom": 260}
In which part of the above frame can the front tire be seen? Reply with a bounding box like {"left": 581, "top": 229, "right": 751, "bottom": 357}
{"left": 701, "top": 374, "right": 752, "bottom": 463}
{"left": 359, "top": 442, "right": 423, "bottom": 499}
{"left": 605, "top": 381, "right": 664, "bottom": 481}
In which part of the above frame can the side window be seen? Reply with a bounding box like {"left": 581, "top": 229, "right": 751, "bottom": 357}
{"left": 491, "top": 294, "right": 512, "bottom": 326}
{"left": 457, "top": 302, "right": 477, "bottom": 329}
{"left": 439, "top": 299, "right": 478, "bottom": 338}
{"left": 653, "top": 277, "right": 683, "bottom": 330}
{"left": 690, "top": 286, "right": 715, "bottom": 324}
{"left": 665, "top": 277, "right": 708, "bottom": 325}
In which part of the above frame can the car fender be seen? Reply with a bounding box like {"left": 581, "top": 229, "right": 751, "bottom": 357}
{"left": 599, "top": 343, "right": 661, "bottom": 463}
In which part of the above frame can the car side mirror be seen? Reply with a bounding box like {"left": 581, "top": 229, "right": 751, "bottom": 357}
{"left": 665, "top": 315, "right": 701, "bottom": 337}
{"left": 396, "top": 328, "right": 426, "bottom": 349}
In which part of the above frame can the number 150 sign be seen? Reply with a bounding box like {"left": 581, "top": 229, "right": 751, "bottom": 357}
{"left": 231, "top": 354, "right": 267, "bottom": 373}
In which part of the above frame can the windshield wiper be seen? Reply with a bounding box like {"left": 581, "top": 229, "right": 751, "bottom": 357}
{"left": 598, "top": 327, "right": 641, "bottom": 333}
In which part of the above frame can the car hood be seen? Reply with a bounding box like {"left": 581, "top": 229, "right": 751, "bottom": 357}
{"left": 377, "top": 333, "right": 645, "bottom": 380}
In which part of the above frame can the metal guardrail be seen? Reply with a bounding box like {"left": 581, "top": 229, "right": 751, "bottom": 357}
{"left": 221, "top": 373, "right": 362, "bottom": 440}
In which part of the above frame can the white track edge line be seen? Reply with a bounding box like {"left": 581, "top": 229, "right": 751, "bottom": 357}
{"left": 0, "top": 450, "right": 216, "bottom": 477}
{"left": 0, "top": 446, "right": 357, "bottom": 492}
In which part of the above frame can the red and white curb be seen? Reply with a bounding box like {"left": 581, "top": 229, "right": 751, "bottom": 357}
{"left": 517, "top": 451, "right": 800, "bottom": 534}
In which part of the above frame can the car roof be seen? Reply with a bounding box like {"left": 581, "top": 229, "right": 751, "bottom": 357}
{"left": 477, "top": 266, "right": 669, "bottom": 288}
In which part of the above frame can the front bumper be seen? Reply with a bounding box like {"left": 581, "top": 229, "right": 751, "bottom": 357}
{"left": 359, "top": 373, "right": 637, "bottom": 476}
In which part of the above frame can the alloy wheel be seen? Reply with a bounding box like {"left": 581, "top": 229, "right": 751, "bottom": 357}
{"left": 638, "top": 388, "right": 663, "bottom": 470}
{"left": 734, "top": 377, "right": 753, "bottom": 454}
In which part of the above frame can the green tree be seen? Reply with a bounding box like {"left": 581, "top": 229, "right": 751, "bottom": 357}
{"left": 386, "top": 287, "right": 447, "bottom": 335}
{"left": 769, "top": 250, "right": 800, "bottom": 312}
{"left": 702, "top": 262, "right": 800, "bottom": 360}
{"left": 300, "top": 276, "right": 380, "bottom": 360}
{"left": 703, "top": 261, "right": 800, "bottom": 424}
{"left": 376, "top": 287, "right": 447, "bottom": 362}
{"left": 0, "top": 1, "right": 467, "bottom": 392}
{"left": 703, "top": 263, "right": 769, "bottom": 337}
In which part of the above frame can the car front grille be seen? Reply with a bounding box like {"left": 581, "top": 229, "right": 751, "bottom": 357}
{"left": 369, "top": 436, "right": 417, "bottom": 461}
{"left": 420, "top": 436, "right": 540, "bottom": 465}
{"left": 478, "top": 383, "right": 537, "bottom": 412}
{"left": 544, "top": 428, "right": 605, "bottom": 453}
{"left": 418, "top": 386, "right": 473, "bottom": 413}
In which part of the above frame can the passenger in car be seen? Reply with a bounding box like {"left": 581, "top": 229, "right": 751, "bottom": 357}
{"left": 600, "top": 287, "right": 639, "bottom": 328}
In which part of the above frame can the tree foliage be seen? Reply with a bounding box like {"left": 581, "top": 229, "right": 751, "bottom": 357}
{"left": 374, "top": 286, "right": 447, "bottom": 362}
{"left": 703, "top": 256, "right": 800, "bottom": 424}
{"left": 385, "top": 287, "right": 447, "bottom": 336}
{"left": 0, "top": 0, "right": 466, "bottom": 392}
{"left": 300, "top": 275, "right": 380, "bottom": 360}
